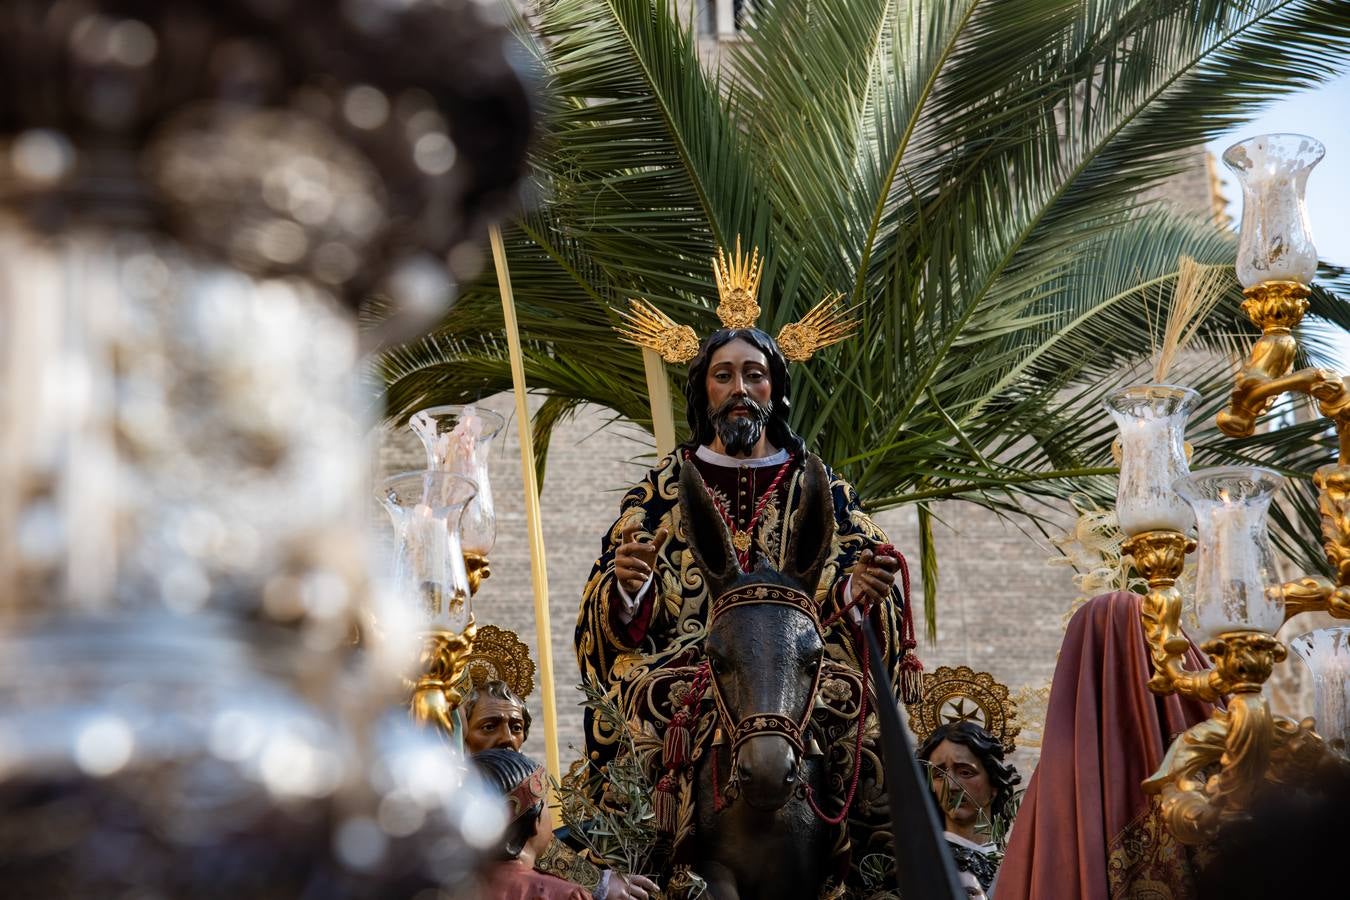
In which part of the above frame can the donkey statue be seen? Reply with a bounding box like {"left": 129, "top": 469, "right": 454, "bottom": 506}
{"left": 618, "top": 454, "right": 965, "bottom": 900}
{"left": 672, "top": 454, "right": 853, "bottom": 899}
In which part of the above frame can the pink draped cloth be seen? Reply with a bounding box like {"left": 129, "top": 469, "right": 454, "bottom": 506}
{"left": 996, "top": 592, "right": 1214, "bottom": 900}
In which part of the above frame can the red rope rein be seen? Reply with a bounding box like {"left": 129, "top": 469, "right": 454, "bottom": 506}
{"left": 806, "top": 542, "right": 909, "bottom": 825}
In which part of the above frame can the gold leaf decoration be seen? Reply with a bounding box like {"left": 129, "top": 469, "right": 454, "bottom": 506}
{"left": 615, "top": 298, "right": 700, "bottom": 363}
{"left": 776, "top": 292, "right": 860, "bottom": 362}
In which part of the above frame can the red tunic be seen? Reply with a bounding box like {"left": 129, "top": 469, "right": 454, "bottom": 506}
{"left": 480, "top": 860, "right": 590, "bottom": 900}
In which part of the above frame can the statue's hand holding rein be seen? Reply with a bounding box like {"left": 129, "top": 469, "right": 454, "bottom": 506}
{"left": 850, "top": 547, "right": 899, "bottom": 605}
{"left": 615, "top": 522, "right": 670, "bottom": 596}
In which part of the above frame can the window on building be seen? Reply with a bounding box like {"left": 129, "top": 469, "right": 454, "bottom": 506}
{"left": 699, "top": 0, "right": 752, "bottom": 38}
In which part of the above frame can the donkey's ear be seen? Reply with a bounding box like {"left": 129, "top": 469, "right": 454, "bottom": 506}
{"left": 783, "top": 455, "right": 836, "bottom": 594}
{"left": 679, "top": 461, "right": 740, "bottom": 595}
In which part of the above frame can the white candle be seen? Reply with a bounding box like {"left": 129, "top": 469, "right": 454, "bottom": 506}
{"left": 1290, "top": 627, "right": 1350, "bottom": 753}
{"left": 1116, "top": 416, "right": 1193, "bottom": 535}
{"left": 1224, "top": 134, "right": 1323, "bottom": 288}
{"left": 1180, "top": 470, "right": 1286, "bottom": 640}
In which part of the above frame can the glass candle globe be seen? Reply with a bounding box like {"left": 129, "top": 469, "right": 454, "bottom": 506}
{"left": 1105, "top": 385, "right": 1199, "bottom": 536}
{"left": 409, "top": 405, "right": 505, "bottom": 558}
{"left": 1173, "top": 466, "right": 1285, "bottom": 640}
{"left": 378, "top": 472, "right": 477, "bottom": 634}
{"left": 1289, "top": 626, "right": 1350, "bottom": 757}
{"left": 1222, "top": 133, "right": 1324, "bottom": 288}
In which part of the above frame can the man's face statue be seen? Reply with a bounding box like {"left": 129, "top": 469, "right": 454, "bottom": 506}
{"left": 706, "top": 338, "right": 773, "bottom": 456}
{"left": 464, "top": 696, "right": 527, "bottom": 753}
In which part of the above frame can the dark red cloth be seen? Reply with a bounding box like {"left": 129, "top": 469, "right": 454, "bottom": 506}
{"left": 996, "top": 592, "right": 1214, "bottom": 900}
{"left": 480, "top": 860, "right": 590, "bottom": 900}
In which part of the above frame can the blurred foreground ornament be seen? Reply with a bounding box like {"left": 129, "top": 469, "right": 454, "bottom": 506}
{"left": 0, "top": 0, "right": 536, "bottom": 893}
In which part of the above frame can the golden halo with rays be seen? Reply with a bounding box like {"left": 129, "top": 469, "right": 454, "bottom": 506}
{"left": 463, "top": 624, "right": 535, "bottom": 700}
{"left": 905, "top": 664, "right": 1020, "bottom": 755}
{"left": 614, "top": 237, "right": 860, "bottom": 364}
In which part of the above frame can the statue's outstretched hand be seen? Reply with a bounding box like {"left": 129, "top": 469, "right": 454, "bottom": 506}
{"left": 608, "top": 872, "right": 658, "bottom": 900}
{"left": 615, "top": 523, "right": 670, "bottom": 597}
{"left": 850, "top": 547, "right": 899, "bottom": 606}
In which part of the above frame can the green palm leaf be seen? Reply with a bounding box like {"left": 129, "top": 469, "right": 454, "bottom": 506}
{"left": 375, "top": 0, "right": 1350, "bottom": 632}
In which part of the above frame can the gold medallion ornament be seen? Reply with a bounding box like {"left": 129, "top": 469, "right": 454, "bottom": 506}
{"left": 463, "top": 624, "right": 536, "bottom": 700}
{"left": 615, "top": 236, "right": 861, "bottom": 364}
{"left": 731, "top": 530, "right": 752, "bottom": 553}
{"left": 905, "top": 664, "right": 1020, "bottom": 755}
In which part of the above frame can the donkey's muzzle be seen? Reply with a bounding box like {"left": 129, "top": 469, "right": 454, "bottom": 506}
{"left": 737, "top": 734, "right": 798, "bottom": 811}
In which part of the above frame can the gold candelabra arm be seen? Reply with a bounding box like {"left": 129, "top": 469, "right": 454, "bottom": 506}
{"left": 1216, "top": 281, "right": 1323, "bottom": 439}
{"left": 1124, "top": 530, "right": 1225, "bottom": 701}
{"left": 408, "top": 620, "right": 477, "bottom": 739}
{"left": 1280, "top": 466, "right": 1350, "bottom": 621}
{"left": 464, "top": 552, "right": 491, "bottom": 596}
{"left": 1282, "top": 575, "right": 1339, "bottom": 617}
{"left": 1144, "top": 632, "right": 1322, "bottom": 845}
{"left": 1309, "top": 375, "right": 1350, "bottom": 458}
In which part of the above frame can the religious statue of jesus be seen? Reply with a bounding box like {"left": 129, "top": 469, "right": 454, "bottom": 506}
{"left": 575, "top": 243, "right": 921, "bottom": 761}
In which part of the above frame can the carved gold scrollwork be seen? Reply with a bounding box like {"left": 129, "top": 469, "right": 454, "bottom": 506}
{"left": 1279, "top": 466, "right": 1350, "bottom": 621}
{"left": 464, "top": 551, "right": 491, "bottom": 596}
{"left": 408, "top": 619, "right": 477, "bottom": 738}
{"left": 1144, "top": 634, "right": 1326, "bottom": 846}
{"left": 1123, "top": 530, "right": 1224, "bottom": 701}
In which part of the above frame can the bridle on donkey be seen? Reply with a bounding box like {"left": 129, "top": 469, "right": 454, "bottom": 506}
{"left": 704, "top": 582, "right": 872, "bottom": 826}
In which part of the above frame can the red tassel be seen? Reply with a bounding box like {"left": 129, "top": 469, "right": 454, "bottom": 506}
{"left": 654, "top": 774, "right": 678, "bottom": 834}
{"left": 882, "top": 542, "right": 924, "bottom": 705}
{"left": 900, "top": 654, "right": 924, "bottom": 705}
{"left": 664, "top": 711, "right": 691, "bottom": 769}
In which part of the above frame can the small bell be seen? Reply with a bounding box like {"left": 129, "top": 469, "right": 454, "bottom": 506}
{"left": 712, "top": 726, "right": 725, "bottom": 747}
{"left": 805, "top": 733, "right": 824, "bottom": 759}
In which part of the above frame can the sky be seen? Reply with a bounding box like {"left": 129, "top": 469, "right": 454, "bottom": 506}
{"left": 1207, "top": 69, "right": 1350, "bottom": 367}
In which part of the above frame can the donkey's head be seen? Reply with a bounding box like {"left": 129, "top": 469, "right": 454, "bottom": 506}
{"left": 680, "top": 455, "right": 835, "bottom": 811}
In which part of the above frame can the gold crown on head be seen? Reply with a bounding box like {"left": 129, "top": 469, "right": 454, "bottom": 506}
{"left": 616, "top": 237, "right": 860, "bottom": 364}
{"left": 713, "top": 237, "right": 763, "bottom": 329}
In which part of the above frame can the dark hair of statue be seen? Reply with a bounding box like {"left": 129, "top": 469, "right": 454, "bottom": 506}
{"left": 683, "top": 328, "right": 805, "bottom": 457}
{"left": 472, "top": 748, "right": 544, "bottom": 860}
{"left": 917, "top": 720, "right": 1022, "bottom": 827}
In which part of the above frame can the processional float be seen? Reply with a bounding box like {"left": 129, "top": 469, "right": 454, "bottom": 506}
{"left": 1109, "top": 133, "right": 1350, "bottom": 845}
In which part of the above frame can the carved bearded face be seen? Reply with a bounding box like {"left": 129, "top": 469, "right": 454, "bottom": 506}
{"left": 705, "top": 338, "right": 774, "bottom": 456}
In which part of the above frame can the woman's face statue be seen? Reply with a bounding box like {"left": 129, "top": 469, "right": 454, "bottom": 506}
{"left": 926, "top": 738, "right": 994, "bottom": 832}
